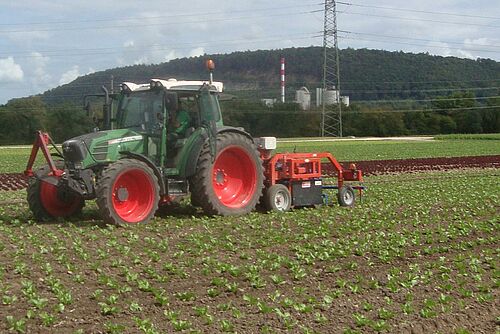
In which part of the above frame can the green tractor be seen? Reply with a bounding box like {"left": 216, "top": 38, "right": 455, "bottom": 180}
{"left": 25, "top": 62, "right": 265, "bottom": 225}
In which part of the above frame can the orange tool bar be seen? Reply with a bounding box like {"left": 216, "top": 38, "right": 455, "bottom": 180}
{"left": 264, "top": 152, "right": 363, "bottom": 190}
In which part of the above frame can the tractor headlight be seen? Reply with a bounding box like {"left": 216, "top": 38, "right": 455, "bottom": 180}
{"left": 62, "top": 139, "right": 87, "bottom": 163}
{"left": 120, "top": 83, "right": 131, "bottom": 93}
{"left": 150, "top": 80, "right": 163, "bottom": 89}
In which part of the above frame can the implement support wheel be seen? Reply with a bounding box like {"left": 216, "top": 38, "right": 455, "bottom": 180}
{"left": 338, "top": 185, "right": 355, "bottom": 207}
{"left": 264, "top": 184, "right": 291, "bottom": 212}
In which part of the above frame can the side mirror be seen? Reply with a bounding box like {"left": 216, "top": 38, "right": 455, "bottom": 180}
{"left": 101, "top": 86, "right": 111, "bottom": 130}
{"left": 84, "top": 101, "right": 91, "bottom": 116}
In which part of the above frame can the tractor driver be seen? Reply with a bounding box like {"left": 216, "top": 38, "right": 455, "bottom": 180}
{"left": 173, "top": 101, "right": 190, "bottom": 137}
{"left": 168, "top": 100, "right": 191, "bottom": 143}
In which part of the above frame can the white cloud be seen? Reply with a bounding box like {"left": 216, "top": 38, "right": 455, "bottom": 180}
{"left": 133, "top": 56, "right": 150, "bottom": 65}
{"left": 164, "top": 50, "right": 180, "bottom": 62}
{"left": 464, "top": 37, "right": 489, "bottom": 47}
{"left": 189, "top": 47, "right": 205, "bottom": 57}
{"left": 0, "top": 57, "right": 24, "bottom": 82}
{"left": 6, "top": 31, "right": 50, "bottom": 44}
{"left": 31, "top": 52, "right": 51, "bottom": 83}
{"left": 422, "top": 41, "right": 476, "bottom": 60}
{"left": 456, "top": 50, "right": 475, "bottom": 60}
{"left": 123, "top": 40, "right": 135, "bottom": 48}
{"left": 59, "top": 65, "right": 80, "bottom": 85}
{"left": 427, "top": 41, "right": 452, "bottom": 57}
{"left": 242, "top": 25, "right": 265, "bottom": 40}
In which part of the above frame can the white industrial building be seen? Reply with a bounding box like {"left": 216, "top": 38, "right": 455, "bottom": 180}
{"left": 295, "top": 87, "right": 311, "bottom": 110}
{"left": 261, "top": 98, "right": 277, "bottom": 107}
{"left": 316, "top": 87, "right": 350, "bottom": 107}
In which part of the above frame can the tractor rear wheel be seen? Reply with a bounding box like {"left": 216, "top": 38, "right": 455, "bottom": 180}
{"left": 27, "top": 162, "right": 84, "bottom": 221}
{"left": 188, "top": 183, "right": 202, "bottom": 207}
{"left": 191, "top": 132, "right": 264, "bottom": 216}
{"left": 96, "top": 159, "right": 159, "bottom": 226}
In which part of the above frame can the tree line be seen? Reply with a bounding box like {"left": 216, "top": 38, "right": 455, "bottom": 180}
{"left": 221, "top": 91, "right": 499, "bottom": 137}
{"left": 0, "top": 92, "right": 498, "bottom": 145}
{"left": 0, "top": 97, "right": 92, "bottom": 145}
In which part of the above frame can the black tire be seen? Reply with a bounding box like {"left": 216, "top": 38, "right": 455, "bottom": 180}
{"left": 96, "top": 159, "right": 160, "bottom": 226}
{"left": 188, "top": 181, "right": 202, "bottom": 207}
{"left": 27, "top": 161, "right": 84, "bottom": 221}
{"left": 338, "top": 185, "right": 355, "bottom": 207}
{"left": 191, "top": 132, "right": 264, "bottom": 216}
{"left": 264, "top": 184, "right": 291, "bottom": 212}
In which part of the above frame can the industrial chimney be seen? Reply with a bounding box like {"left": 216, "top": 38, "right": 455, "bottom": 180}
{"left": 280, "top": 57, "right": 285, "bottom": 103}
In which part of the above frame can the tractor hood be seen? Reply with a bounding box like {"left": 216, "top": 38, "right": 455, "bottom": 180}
{"left": 62, "top": 129, "right": 145, "bottom": 166}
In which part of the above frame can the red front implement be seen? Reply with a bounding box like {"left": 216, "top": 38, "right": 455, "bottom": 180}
{"left": 24, "top": 131, "right": 64, "bottom": 178}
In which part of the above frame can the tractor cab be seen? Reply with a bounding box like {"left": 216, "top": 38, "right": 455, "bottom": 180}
{"left": 113, "top": 79, "right": 224, "bottom": 166}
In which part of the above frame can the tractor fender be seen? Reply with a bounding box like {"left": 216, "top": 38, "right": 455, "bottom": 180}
{"left": 217, "top": 126, "right": 254, "bottom": 142}
{"left": 183, "top": 127, "right": 254, "bottom": 178}
{"left": 183, "top": 132, "right": 209, "bottom": 178}
{"left": 118, "top": 151, "right": 166, "bottom": 195}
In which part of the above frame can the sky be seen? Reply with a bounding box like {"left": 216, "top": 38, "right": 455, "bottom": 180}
{"left": 0, "top": 0, "right": 499, "bottom": 104}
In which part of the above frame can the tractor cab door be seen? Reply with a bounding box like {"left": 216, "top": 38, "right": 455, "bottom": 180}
{"left": 117, "top": 90, "right": 164, "bottom": 134}
{"left": 198, "top": 86, "right": 223, "bottom": 127}
{"left": 116, "top": 90, "right": 168, "bottom": 164}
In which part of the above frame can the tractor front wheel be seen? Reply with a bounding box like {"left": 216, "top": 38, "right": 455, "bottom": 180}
{"left": 96, "top": 159, "right": 159, "bottom": 226}
{"left": 191, "top": 132, "right": 264, "bottom": 216}
{"left": 27, "top": 162, "right": 84, "bottom": 221}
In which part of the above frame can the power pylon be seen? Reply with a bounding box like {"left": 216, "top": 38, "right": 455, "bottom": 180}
{"left": 321, "top": 0, "right": 342, "bottom": 137}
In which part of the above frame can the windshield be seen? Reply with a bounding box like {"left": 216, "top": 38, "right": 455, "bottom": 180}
{"left": 116, "top": 90, "right": 163, "bottom": 130}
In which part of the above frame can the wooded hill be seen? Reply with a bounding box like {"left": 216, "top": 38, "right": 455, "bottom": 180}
{"left": 41, "top": 47, "right": 500, "bottom": 104}
{"left": 1, "top": 47, "right": 498, "bottom": 144}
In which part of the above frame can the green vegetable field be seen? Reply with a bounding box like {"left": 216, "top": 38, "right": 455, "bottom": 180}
{"left": 1, "top": 137, "right": 499, "bottom": 173}
{"left": 0, "top": 137, "right": 498, "bottom": 333}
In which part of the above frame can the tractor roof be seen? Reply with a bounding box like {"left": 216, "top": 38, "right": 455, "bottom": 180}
{"left": 121, "top": 79, "right": 223, "bottom": 93}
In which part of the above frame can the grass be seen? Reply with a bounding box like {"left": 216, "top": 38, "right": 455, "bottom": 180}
{"left": 0, "top": 168, "right": 498, "bottom": 333}
{"left": 435, "top": 133, "right": 500, "bottom": 140}
{"left": 277, "top": 139, "right": 500, "bottom": 161}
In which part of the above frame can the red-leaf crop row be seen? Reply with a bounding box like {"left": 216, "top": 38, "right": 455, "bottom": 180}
{"left": 0, "top": 174, "right": 28, "bottom": 191}
{"left": 327, "top": 155, "right": 500, "bottom": 176}
{"left": 0, "top": 155, "right": 498, "bottom": 191}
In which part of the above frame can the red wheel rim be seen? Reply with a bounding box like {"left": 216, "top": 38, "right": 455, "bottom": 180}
{"left": 112, "top": 169, "right": 155, "bottom": 223}
{"left": 212, "top": 146, "right": 257, "bottom": 208}
{"left": 40, "top": 180, "right": 82, "bottom": 217}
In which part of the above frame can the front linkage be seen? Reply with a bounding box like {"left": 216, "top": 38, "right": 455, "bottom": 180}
{"left": 25, "top": 131, "right": 87, "bottom": 221}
